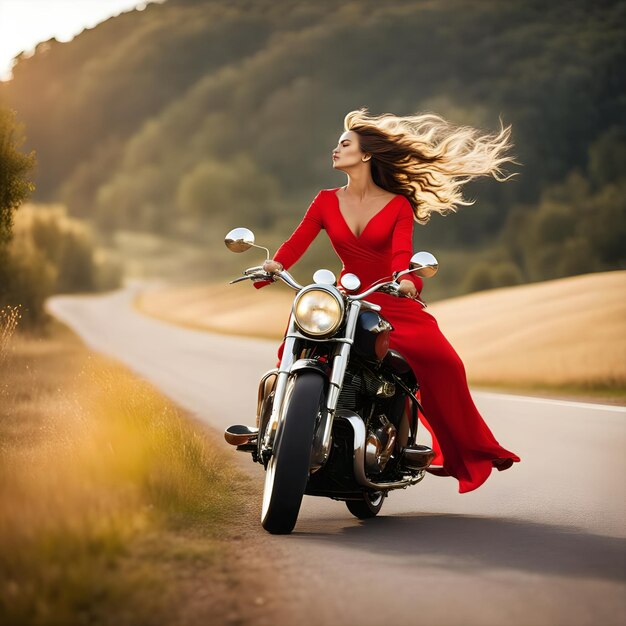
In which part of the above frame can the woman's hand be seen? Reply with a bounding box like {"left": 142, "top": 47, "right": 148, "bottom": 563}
{"left": 397, "top": 279, "right": 418, "bottom": 299}
{"left": 263, "top": 259, "right": 284, "bottom": 274}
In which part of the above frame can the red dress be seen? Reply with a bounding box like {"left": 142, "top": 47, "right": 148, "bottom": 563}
{"left": 260, "top": 187, "right": 520, "bottom": 493}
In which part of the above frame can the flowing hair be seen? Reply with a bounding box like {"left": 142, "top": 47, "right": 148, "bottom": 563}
{"left": 344, "top": 107, "right": 520, "bottom": 224}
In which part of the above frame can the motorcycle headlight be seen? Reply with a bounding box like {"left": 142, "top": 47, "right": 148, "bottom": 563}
{"left": 293, "top": 288, "right": 344, "bottom": 337}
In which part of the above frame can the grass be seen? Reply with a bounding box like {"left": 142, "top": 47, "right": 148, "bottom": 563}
{"left": 470, "top": 380, "right": 626, "bottom": 403}
{"left": 0, "top": 311, "right": 253, "bottom": 626}
{"left": 135, "top": 271, "right": 626, "bottom": 404}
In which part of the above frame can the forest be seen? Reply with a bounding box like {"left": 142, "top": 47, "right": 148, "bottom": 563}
{"left": 0, "top": 0, "right": 624, "bottom": 300}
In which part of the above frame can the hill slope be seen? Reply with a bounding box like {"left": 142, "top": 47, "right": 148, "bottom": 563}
{"left": 136, "top": 270, "right": 626, "bottom": 395}
{"left": 2, "top": 0, "right": 624, "bottom": 298}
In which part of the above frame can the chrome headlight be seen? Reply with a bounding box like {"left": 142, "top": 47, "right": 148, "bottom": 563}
{"left": 293, "top": 287, "right": 344, "bottom": 337}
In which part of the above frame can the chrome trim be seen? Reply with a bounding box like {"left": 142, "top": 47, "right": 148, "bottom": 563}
{"left": 276, "top": 269, "right": 303, "bottom": 291}
{"left": 348, "top": 278, "right": 394, "bottom": 300}
{"left": 309, "top": 300, "right": 362, "bottom": 471}
{"left": 365, "top": 417, "right": 397, "bottom": 474}
{"left": 340, "top": 273, "right": 361, "bottom": 292}
{"left": 310, "top": 409, "right": 333, "bottom": 473}
{"left": 289, "top": 358, "right": 330, "bottom": 377}
{"left": 359, "top": 300, "right": 381, "bottom": 312}
{"left": 256, "top": 368, "right": 278, "bottom": 424}
{"left": 343, "top": 300, "right": 362, "bottom": 342}
{"left": 262, "top": 316, "right": 296, "bottom": 450}
{"left": 313, "top": 269, "right": 337, "bottom": 285}
{"left": 224, "top": 425, "right": 259, "bottom": 446}
{"left": 224, "top": 227, "right": 255, "bottom": 252}
{"left": 327, "top": 300, "right": 361, "bottom": 404}
{"left": 376, "top": 318, "right": 393, "bottom": 333}
{"left": 337, "top": 410, "right": 425, "bottom": 490}
{"left": 401, "top": 445, "right": 436, "bottom": 470}
{"left": 376, "top": 381, "right": 396, "bottom": 398}
{"left": 409, "top": 251, "right": 438, "bottom": 277}
{"left": 284, "top": 331, "right": 353, "bottom": 344}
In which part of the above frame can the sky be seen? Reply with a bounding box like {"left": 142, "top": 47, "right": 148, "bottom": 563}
{"left": 0, "top": 0, "right": 164, "bottom": 81}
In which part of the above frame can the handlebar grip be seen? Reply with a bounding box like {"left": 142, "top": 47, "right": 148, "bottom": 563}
{"left": 229, "top": 275, "right": 252, "bottom": 285}
{"left": 229, "top": 271, "right": 274, "bottom": 285}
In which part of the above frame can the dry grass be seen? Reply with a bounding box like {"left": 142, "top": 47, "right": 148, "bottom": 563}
{"left": 136, "top": 271, "right": 626, "bottom": 398}
{"left": 136, "top": 282, "right": 295, "bottom": 340}
{"left": 429, "top": 270, "right": 626, "bottom": 393}
{"left": 0, "top": 305, "right": 21, "bottom": 366}
{"left": 0, "top": 315, "right": 253, "bottom": 626}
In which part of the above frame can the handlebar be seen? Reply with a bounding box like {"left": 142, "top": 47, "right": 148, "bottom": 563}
{"left": 229, "top": 266, "right": 426, "bottom": 307}
{"left": 229, "top": 266, "right": 304, "bottom": 291}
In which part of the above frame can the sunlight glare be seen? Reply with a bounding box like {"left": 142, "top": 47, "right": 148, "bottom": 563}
{"left": 0, "top": 0, "right": 163, "bottom": 81}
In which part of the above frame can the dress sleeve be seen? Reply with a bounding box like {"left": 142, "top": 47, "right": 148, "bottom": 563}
{"left": 273, "top": 190, "right": 324, "bottom": 269}
{"left": 253, "top": 190, "right": 325, "bottom": 289}
{"left": 391, "top": 199, "right": 423, "bottom": 294}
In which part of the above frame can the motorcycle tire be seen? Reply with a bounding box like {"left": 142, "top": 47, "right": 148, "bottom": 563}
{"left": 261, "top": 371, "right": 325, "bottom": 534}
{"left": 346, "top": 491, "right": 385, "bottom": 519}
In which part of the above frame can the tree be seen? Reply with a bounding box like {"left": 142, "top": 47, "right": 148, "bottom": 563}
{"left": 0, "top": 107, "right": 36, "bottom": 289}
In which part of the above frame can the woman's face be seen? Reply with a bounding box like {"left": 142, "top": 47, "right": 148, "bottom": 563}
{"left": 332, "top": 130, "right": 369, "bottom": 171}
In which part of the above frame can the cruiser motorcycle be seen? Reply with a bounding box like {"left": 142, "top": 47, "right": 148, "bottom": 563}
{"left": 223, "top": 227, "right": 439, "bottom": 534}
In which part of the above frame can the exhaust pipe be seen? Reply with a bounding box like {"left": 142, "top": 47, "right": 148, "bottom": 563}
{"left": 400, "top": 445, "right": 435, "bottom": 470}
{"left": 224, "top": 424, "right": 259, "bottom": 446}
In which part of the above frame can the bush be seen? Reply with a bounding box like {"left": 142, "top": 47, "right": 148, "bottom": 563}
{"left": 94, "top": 251, "right": 124, "bottom": 291}
{"left": 1, "top": 238, "right": 57, "bottom": 328}
{"left": 491, "top": 261, "right": 524, "bottom": 287}
{"left": 0, "top": 205, "right": 123, "bottom": 327}
{"left": 461, "top": 262, "right": 494, "bottom": 293}
{"left": 461, "top": 259, "right": 524, "bottom": 294}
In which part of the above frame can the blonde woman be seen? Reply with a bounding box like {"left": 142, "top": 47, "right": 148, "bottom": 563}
{"left": 259, "top": 108, "right": 521, "bottom": 493}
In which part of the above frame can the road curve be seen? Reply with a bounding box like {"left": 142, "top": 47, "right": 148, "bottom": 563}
{"left": 47, "top": 287, "right": 626, "bottom": 626}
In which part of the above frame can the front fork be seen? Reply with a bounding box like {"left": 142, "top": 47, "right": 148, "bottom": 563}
{"left": 260, "top": 300, "right": 362, "bottom": 467}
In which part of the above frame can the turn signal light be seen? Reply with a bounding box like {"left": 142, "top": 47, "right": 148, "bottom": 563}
{"left": 375, "top": 330, "right": 391, "bottom": 360}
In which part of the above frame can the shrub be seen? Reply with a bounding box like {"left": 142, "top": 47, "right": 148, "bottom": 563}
{"left": 461, "top": 262, "right": 494, "bottom": 293}
{"left": 1, "top": 205, "right": 122, "bottom": 327}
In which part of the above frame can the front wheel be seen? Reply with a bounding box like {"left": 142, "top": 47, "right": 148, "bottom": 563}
{"left": 261, "top": 372, "right": 325, "bottom": 534}
{"left": 346, "top": 491, "right": 385, "bottom": 519}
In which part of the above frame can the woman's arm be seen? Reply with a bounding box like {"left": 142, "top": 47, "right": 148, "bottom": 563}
{"left": 254, "top": 190, "right": 325, "bottom": 288}
{"left": 273, "top": 190, "right": 324, "bottom": 269}
{"left": 391, "top": 200, "right": 423, "bottom": 295}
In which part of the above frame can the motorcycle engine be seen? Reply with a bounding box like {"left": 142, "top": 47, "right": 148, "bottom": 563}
{"left": 337, "top": 368, "right": 382, "bottom": 411}
{"left": 337, "top": 366, "right": 402, "bottom": 474}
{"left": 365, "top": 414, "right": 397, "bottom": 474}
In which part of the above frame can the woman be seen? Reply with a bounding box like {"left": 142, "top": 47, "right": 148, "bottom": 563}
{"left": 259, "top": 108, "right": 521, "bottom": 494}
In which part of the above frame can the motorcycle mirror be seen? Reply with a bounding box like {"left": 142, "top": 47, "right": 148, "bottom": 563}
{"left": 409, "top": 251, "right": 438, "bottom": 277}
{"left": 340, "top": 273, "right": 361, "bottom": 292}
{"left": 225, "top": 227, "right": 256, "bottom": 253}
{"left": 313, "top": 269, "right": 337, "bottom": 286}
{"left": 224, "top": 228, "right": 271, "bottom": 259}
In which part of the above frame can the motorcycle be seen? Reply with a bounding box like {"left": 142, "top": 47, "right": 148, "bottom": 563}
{"left": 223, "top": 227, "right": 439, "bottom": 534}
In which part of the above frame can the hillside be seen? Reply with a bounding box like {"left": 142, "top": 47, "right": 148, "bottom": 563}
{"left": 1, "top": 0, "right": 624, "bottom": 298}
{"left": 136, "top": 270, "right": 626, "bottom": 397}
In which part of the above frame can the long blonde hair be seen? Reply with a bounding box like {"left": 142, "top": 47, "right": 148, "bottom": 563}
{"left": 344, "top": 107, "right": 519, "bottom": 224}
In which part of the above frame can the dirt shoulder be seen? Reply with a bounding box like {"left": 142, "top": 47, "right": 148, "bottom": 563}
{"left": 0, "top": 319, "right": 279, "bottom": 626}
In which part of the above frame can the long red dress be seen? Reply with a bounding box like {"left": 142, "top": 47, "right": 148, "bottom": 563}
{"left": 259, "top": 187, "right": 520, "bottom": 493}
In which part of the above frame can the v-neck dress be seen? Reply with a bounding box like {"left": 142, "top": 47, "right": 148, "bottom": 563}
{"left": 259, "top": 187, "right": 520, "bottom": 493}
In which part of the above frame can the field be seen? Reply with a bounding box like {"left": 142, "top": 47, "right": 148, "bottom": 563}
{"left": 0, "top": 312, "right": 269, "bottom": 626}
{"left": 136, "top": 270, "right": 626, "bottom": 401}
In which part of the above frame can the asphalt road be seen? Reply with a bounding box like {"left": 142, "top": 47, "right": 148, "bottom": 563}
{"left": 47, "top": 287, "right": 626, "bottom": 626}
